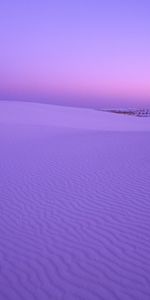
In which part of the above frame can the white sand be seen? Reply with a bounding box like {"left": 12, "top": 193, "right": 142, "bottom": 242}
{"left": 0, "top": 101, "right": 150, "bottom": 300}
{"left": 0, "top": 100, "right": 150, "bottom": 131}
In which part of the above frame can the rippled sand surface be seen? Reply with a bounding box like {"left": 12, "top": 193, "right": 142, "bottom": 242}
{"left": 0, "top": 101, "right": 150, "bottom": 300}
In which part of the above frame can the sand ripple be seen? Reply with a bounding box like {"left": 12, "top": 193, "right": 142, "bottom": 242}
{"left": 0, "top": 125, "right": 150, "bottom": 299}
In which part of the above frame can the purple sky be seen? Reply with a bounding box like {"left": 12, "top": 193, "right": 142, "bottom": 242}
{"left": 0, "top": 0, "right": 150, "bottom": 107}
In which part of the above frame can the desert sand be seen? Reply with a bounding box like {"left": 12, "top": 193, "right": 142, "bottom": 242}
{"left": 0, "top": 101, "right": 150, "bottom": 300}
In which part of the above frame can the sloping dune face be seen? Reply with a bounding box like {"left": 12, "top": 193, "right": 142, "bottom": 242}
{"left": 0, "top": 101, "right": 150, "bottom": 300}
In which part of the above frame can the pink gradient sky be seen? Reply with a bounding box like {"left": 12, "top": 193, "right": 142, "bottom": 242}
{"left": 0, "top": 0, "right": 150, "bottom": 107}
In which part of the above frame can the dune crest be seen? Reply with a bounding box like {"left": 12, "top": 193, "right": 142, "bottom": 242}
{"left": 0, "top": 101, "right": 150, "bottom": 131}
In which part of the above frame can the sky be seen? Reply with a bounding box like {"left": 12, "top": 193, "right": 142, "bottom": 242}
{"left": 0, "top": 0, "right": 150, "bottom": 108}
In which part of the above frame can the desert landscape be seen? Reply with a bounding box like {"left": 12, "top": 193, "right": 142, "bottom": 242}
{"left": 0, "top": 101, "right": 150, "bottom": 300}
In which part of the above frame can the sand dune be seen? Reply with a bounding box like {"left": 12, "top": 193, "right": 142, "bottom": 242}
{"left": 1, "top": 101, "right": 150, "bottom": 131}
{"left": 0, "top": 101, "right": 150, "bottom": 300}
